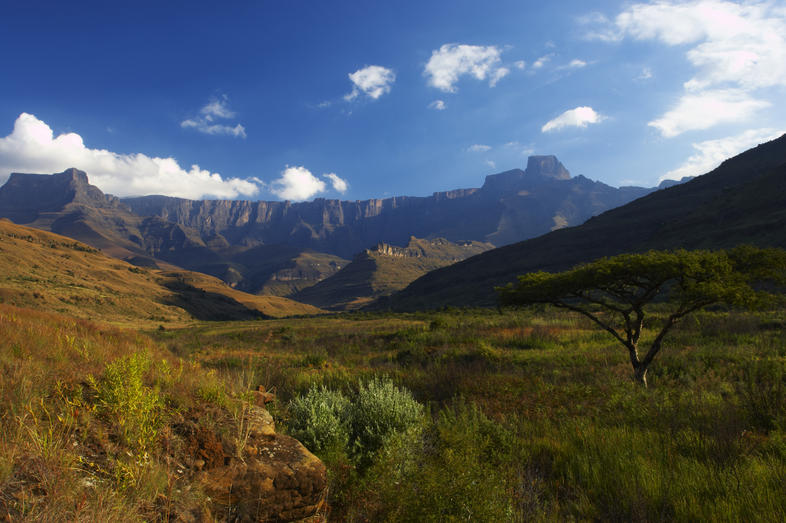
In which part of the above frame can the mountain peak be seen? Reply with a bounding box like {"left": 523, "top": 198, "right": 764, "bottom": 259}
{"left": 525, "top": 155, "right": 571, "bottom": 180}
{"left": 58, "top": 167, "right": 89, "bottom": 184}
{"left": 0, "top": 168, "right": 114, "bottom": 219}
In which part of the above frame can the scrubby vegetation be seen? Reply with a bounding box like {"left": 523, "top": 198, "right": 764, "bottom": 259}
{"left": 2, "top": 280, "right": 785, "bottom": 520}
{"left": 147, "top": 306, "right": 786, "bottom": 521}
{"left": 0, "top": 304, "right": 278, "bottom": 520}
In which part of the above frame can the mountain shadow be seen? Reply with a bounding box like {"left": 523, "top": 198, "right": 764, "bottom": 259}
{"left": 161, "top": 277, "right": 268, "bottom": 321}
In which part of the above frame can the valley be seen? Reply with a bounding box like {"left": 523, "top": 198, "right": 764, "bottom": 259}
{"left": 1, "top": 136, "right": 785, "bottom": 521}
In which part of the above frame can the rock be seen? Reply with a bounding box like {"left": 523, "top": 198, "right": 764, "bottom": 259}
{"left": 200, "top": 406, "right": 327, "bottom": 522}
{"left": 254, "top": 385, "right": 276, "bottom": 406}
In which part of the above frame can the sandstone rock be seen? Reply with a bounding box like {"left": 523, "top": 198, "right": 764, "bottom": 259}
{"left": 200, "top": 406, "right": 327, "bottom": 522}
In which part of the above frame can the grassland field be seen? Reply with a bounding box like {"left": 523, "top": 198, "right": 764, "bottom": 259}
{"left": 3, "top": 299, "right": 783, "bottom": 521}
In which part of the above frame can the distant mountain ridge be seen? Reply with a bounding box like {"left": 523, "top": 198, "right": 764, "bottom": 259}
{"left": 0, "top": 156, "right": 668, "bottom": 305}
{"left": 382, "top": 133, "right": 786, "bottom": 310}
{"left": 121, "top": 155, "right": 658, "bottom": 257}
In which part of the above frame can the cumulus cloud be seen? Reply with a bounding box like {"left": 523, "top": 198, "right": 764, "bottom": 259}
{"left": 270, "top": 166, "right": 326, "bottom": 201}
{"left": 567, "top": 59, "right": 587, "bottom": 68}
{"left": 180, "top": 95, "right": 247, "bottom": 138}
{"left": 467, "top": 144, "right": 492, "bottom": 153}
{"left": 589, "top": 1, "right": 786, "bottom": 136}
{"left": 514, "top": 60, "right": 526, "bottom": 70}
{"left": 541, "top": 106, "right": 606, "bottom": 133}
{"left": 344, "top": 65, "right": 396, "bottom": 101}
{"left": 270, "top": 167, "right": 348, "bottom": 201}
{"left": 323, "top": 172, "right": 348, "bottom": 193}
{"left": 648, "top": 89, "right": 769, "bottom": 137}
{"left": 485, "top": 159, "right": 497, "bottom": 169}
{"left": 0, "top": 113, "right": 258, "bottom": 199}
{"left": 424, "top": 44, "right": 509, "bottom": 92}
{"left": 660, "top": 127, "right": 784, "bottom": 181}
{"left": 428, "top": 100, "right": 446, "bottom": 110}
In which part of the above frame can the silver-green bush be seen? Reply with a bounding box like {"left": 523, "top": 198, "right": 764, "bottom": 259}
{"left": 287, "top": 385, "right": 351, "bottom": 454}
{"left": 350, "top": 377, "right": 424, "bottom": 464}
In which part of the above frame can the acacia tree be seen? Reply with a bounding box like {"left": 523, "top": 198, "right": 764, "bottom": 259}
{"left": 497, "top": 247, "right": 786, "bottom": 386}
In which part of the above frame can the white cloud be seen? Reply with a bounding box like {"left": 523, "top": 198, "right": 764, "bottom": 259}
{"left": 567, "top": 59, "right": 587, "bottom": 68}
{"left": 541, "top": 106, "right": 606, "bottom": 133}
{"left": 660, "top": 127, "right": 784, "bottom": 181}
{"left": 270, "top": 166, "right": 326, "bottom": 201}
{"left": 428, "top": 100, "right": 446, "bottom": 110}
{"left": 180, "top": 119, "right": 247, "bottom": 138}
{"left": 181, "top": 95, "right": 246, "bottom": 138}
{"left": 467, "top": 144, "right": 491, "bottom": 153}
{"left": 489, "top": 67, "right": 510, "bottom": 87}
{"left": 514, "top": 60, "right": 526, "bottom": 70}
{"left": 648, "top": 89, "right": 770, "bottom": 137}
{"left": 532, "top": 54, "right": 552, "bottom": 69}
{"left": 200, "top": 97, "right": 236, "bottom": 120}
{"left": 0, "top": 113, "right": 259, "bottom": 199}
{"left": 590, "top": 1, "right": 786, "bottom": 136}
{"left": 424, "top": 44, "right": 508, "bottom": 92}
{"left": 485, "top": 159, "right": 497, "bottom": 169}
{"left": 323, "top": 172, "right": 348, "bottom": 193}
{"left": 344, "top": 65, "right": 396, "bottom": 101}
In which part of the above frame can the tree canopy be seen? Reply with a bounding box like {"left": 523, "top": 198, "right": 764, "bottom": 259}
{"left": 497, "top": 247, "right": 786, "bottom": 385}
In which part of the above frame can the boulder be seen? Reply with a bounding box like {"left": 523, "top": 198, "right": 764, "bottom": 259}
{"left": 199, "top": 406, "right": 327, "bottom": 522}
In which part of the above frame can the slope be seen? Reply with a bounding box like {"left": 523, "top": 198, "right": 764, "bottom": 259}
{"left": 0, "top": 219, "right": 321, "bottom": 325}
{"left": 293, "top": 237, "right": 493, "bottom": 310}
{"left": 382, "top": 133, "right": 786, "bottom": 310}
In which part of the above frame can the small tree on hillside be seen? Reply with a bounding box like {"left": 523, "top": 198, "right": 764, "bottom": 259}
{"left": 497, "top": 247, "right": 786, "bottom": 386}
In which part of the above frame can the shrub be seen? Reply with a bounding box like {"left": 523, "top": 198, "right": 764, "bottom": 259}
{"left": 350, "top": 377, "right": 424, "bottom": 464}
{"left": 89, "top": 352, "right": 163, "bottom": 452}
{"left": 738, "top": 358, "right": 786, "bottom": 431}
{"left": 361, "top": 402, "right": 517, "bottom": 521}
{"left": 287, "top": 385, "right": 351, "bottom": 454}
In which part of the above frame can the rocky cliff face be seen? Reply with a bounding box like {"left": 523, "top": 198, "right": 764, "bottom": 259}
{"left": 122, "top": 155, "right": 657, "bottom": 258}
{"left": 0, "top": 157, "right": 664, "bottom": 302}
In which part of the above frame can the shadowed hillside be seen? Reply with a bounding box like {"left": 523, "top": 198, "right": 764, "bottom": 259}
{"left": 0, "top": 219, "right": 322, "bottom": 324}
{"left": 293, "top": 236, "right": 493, "bottom": 309}
{"left": 382, "top": 133, "right": 786, "bottom": 310}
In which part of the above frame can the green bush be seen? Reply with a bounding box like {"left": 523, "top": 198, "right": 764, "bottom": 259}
{"left": 287, "top": 377, "right": 424, "bottom": 467}
{"left": 287, "top": 385, "right": 351, "bottom": 454}
{"left": 89, "top": 352, "right": 163, "bottom": 452}
{"left": 350, "top": 377, "right": 424, "bottom": 464}
{"left": 361, "top": 402, "right": 517, "bottom": 521}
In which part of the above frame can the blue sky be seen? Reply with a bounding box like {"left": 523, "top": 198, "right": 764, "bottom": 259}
{"left": 1, "top": 0, "right": 784, "bottom": 200}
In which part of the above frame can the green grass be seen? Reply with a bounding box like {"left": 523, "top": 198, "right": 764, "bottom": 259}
{"left": 3, "top": 297, "right": 785, "bottom": 521}
{"left": 146, "top": 306, "right": 786, "bottom": 521}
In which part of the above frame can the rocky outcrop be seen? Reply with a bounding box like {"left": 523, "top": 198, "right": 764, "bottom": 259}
{"left": 292, "top": 236, "right": 494, "bottom": 310}
{"left": 182, "top": 405, "right": 327, "bottom": 522}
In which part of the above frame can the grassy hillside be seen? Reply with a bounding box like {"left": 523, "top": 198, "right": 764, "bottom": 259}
{"left": 293, "top": 237, "right": 492, "bottom": 310}
{"left": 384, "top": 133, "right": 786, "bottom": 310}
{"left": 0, "top": 219, "right": 321, "bottom": 325}
{"left": 0, "top": 304, "right": 256, "bottom": 520}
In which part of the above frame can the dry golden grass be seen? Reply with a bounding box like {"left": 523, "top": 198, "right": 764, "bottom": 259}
{"left": 0, "top": 219, "right": 322, "bottom": 326}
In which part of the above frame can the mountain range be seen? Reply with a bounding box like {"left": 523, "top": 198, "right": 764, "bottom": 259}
{"left": 0, "top": 155, "right": 665, "bottom": 308}
{"left": 382, "top": 133, "right": 786, "bottom": 310}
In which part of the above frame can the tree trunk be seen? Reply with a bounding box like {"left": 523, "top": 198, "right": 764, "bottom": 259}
{"left": 633, "top": 364, "right": 648, "bottom": 387}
